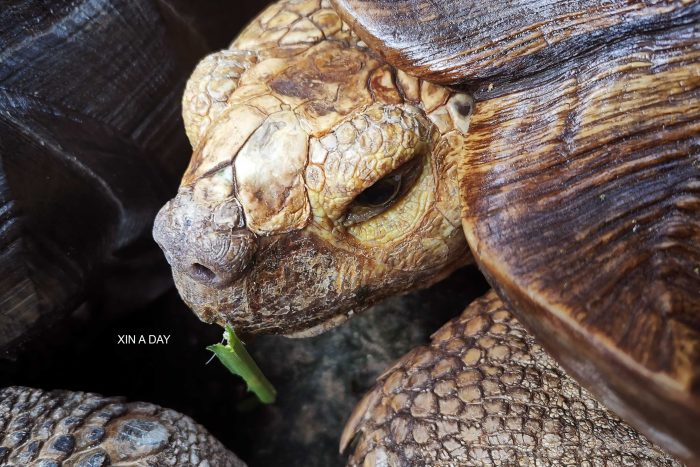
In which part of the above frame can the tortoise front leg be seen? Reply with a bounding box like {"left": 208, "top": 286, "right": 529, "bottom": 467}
{"left": 342, "top": 291, "right": 680, "bottom": 466}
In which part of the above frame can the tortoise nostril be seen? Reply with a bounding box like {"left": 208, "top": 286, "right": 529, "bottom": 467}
{"left": 153, "top": 193, "right": 258, "bottom": 288}
{"left": 189, "top": 263, "right": 217, "bottom": 283}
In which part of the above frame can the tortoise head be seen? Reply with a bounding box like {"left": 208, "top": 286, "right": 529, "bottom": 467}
{"left": 153, "top": 0, "right": 472, "bottom": 336}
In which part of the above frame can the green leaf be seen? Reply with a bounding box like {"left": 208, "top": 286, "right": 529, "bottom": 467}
{"left": 207, "top": 325, "right": 276, "bottom": 404}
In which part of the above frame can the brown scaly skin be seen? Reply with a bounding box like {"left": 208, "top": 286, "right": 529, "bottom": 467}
{"left": 153, "top": 0, "right": 694, "bottom": 465}
{"left": 154, "top": 0, "right": 471, "bottom": 337}
{"left": 342, "top": 292, "right": 681, "bottom": 466}
{"left": 0, "top": 386, "right": 244, "bottom": 467}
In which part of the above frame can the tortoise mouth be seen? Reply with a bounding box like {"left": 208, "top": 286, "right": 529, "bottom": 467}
{"left": 168, "top": 230, "right": 417, "bottom": 336}
{"left": 170, "top": 228, "right": 471, "bottom": 337}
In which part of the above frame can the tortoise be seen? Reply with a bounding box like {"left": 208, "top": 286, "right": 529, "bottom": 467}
{"left": 0, "top": 386, "right": 243, "bottom": 466}
{"left": 152, "top": 0, "right": 700, "bottom": 464}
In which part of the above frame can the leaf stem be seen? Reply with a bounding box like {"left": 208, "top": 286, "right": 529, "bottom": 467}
{"left": 207, "top": 325, "right": 276, "bottom": 404}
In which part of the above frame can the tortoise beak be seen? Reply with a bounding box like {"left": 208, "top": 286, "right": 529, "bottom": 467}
{"left": 153, "top": 188, "right": 257, "bottom": 289}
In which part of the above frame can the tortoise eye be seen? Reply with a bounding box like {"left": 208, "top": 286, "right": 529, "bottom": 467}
{"left": 343, "top": 156, "right": 423, "bottom": 226}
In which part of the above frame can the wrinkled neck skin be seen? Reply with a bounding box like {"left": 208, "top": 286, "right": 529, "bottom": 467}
{"left": 153, "top": 0, "right": 474, "bottom": 337}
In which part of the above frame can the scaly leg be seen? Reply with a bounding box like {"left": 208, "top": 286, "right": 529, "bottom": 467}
{"left": 342, "top": 291, "right": 680, "bottom": 466}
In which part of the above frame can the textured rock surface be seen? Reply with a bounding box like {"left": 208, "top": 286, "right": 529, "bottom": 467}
{"left": 0, "top": 386, "right": 244, "bottom": 466}
{"left": 343, "top": 291, "right": 682, "bottom": 466}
